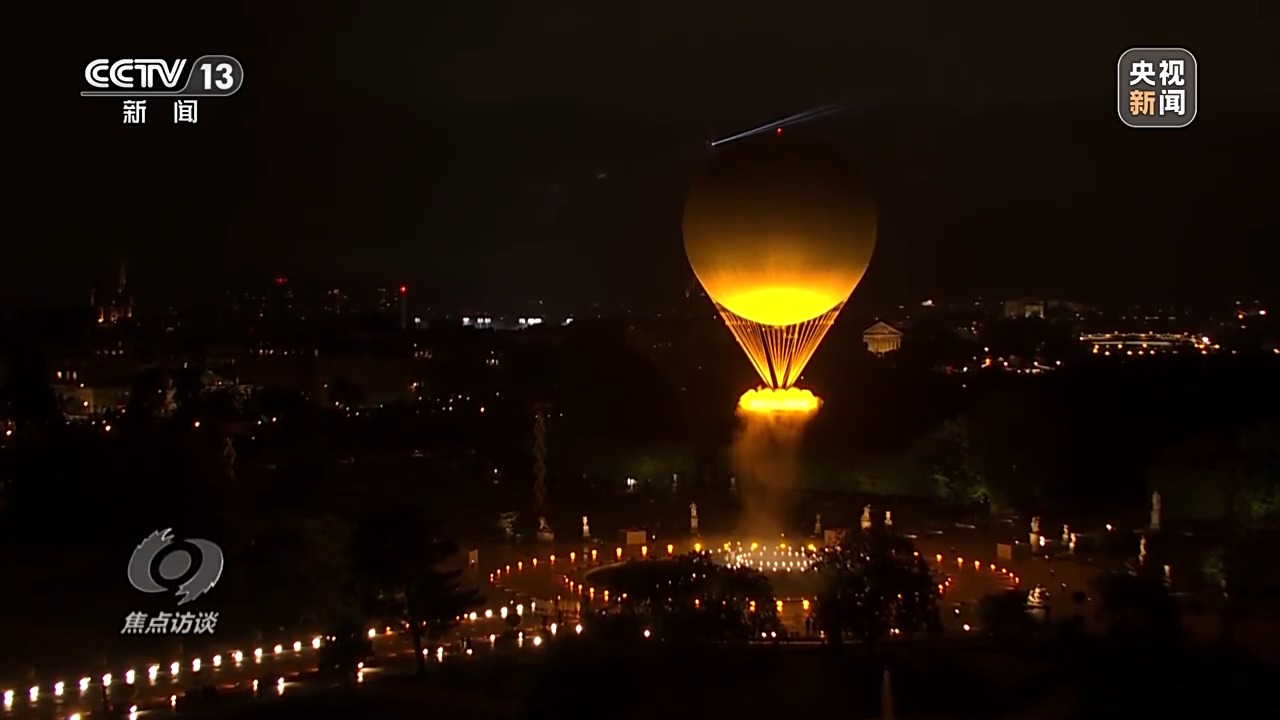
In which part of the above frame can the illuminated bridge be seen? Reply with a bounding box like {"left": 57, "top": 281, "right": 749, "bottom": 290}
{"left": 1080, "top": 332, "right": 1217, "bottom": 356}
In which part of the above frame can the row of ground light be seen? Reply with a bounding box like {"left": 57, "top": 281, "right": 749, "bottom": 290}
{"left": 3, "top": 639, "right": 329, "bottom": 720}
{"left": 2, "top": 592, "right": 572, "bottom": 720}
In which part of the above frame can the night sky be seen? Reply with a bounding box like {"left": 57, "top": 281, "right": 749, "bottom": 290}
{"left": 9, "top": 1, "right": 1279, "bottom": 311}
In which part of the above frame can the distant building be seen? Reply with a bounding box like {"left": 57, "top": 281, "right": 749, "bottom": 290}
{"left": 56, "top": 382, "right": 132, "bottom": 418}
{"left": 863, "top": 321, "right": 903, "bottom": 355}
{"left": 222, "top": 277, "right": 298, "bottom": 322}
{"left": 375, "top": 285, "right": 409, "bottom": 329}
{"left": 1004, "top": 298, "right": 1045, "bottom": 319}
{"left": 460, "top": 316, "right": 547, "bottom": 331}
{"left": 268, "top": 276, "right": 298, "bottom": 317}
{"left": 50, "top": 356, "right": 137, "bottom": 418}
{"left": 315, "top": 356, "right": 415, "bottom": 406}
{"left": 1002, "top": 297, "right": 1085, "bottom": 320}
{"left": 323, "top": 287, "right": 350, "bottom": 316}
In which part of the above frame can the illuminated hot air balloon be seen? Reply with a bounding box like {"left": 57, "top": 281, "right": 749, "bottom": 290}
{"left": 683, "top": 135, "right": 876, "bottom": 409}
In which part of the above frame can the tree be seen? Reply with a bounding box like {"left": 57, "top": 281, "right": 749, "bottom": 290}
{"left": 170, "top": 366, "right": 205, "bottom": 420}
{"left": 813, "top": 530, "right": 940, "bottom": 647}
{"left": 977, "top": 589, "right": 1035, "bottom": 638}
{"left": 0, "top": 352, "right": 61, "bottom": 425}
{"left": 350, "top": 508, "right": 481, "bottom": 676}
{"left": 838, "top": 452, "right": 922, "bottom": 497}
{"left": 316, "top": 618, "right": 373, "bottom": 678}
{"left": 1238, "top": 424, "right": 1280, "bottom": 526}
{"left": 200, "top": 388, "right": 243, "bottom": 421}
{"left": 239, "top": 513, "right": 355, "bottom": 631}
{"left": 594, "top": 554, "right": 778, "bottom": 641}
{"left": 1145, "top": 437, "right": 1232, "bottom": 522}
{"left": 1090, "top": 571, "right": 1180, "bottom": 644}
{"left": 913, "top": 420, "right": 987, "bottom": 508}
{"left": 328, "top": 376, "right": 365, "bottom": 410}
{"left": 962, "top": 385, "right": 1068, "bottom": 510}
{"left": 1146, "top": 424, "right": 1280, "bottom": 527}
{"left": 1216, "top": 425, "right": 1280, "bottom": 643}
{"left": 126, "top": 368, "right": 169, "bottom": 421}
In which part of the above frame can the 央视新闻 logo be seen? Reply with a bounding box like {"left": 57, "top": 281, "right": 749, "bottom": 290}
{"left": 1117, "top": 47, "right": 1198, "bottom": 129}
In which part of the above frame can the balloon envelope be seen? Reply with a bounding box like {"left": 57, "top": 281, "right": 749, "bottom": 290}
{"left": 683, "top": 136, "right": 877, "bottom": 327}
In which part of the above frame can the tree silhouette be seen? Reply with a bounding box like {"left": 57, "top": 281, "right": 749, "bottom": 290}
{"left": 350, "top": 508, "right": 480, "bottom": 676}
{"left": 316, "top": 617, "right": 373, "bottom": 678}
{"left": 170, "top": 366, "right": 205, "bottom": 420}
{"left": 1237, "top": 424, "right": 1280, "bottom": 526}
{"left": 126, "top": 368, "right": 169, "bottom": 421}
{"left": 1145, "top": 423, "right": 1280, "bottom": 643}
{"left": 0, "top": 352, "right": 61, "bottom": 426}
{"left": 594, "top": 554, "right": 778, "bottom": 641}
{"left": 1091, "top": 571, "right": 1180, "bottom": 644}
{"left": 199, "top": 388, "right": 243, "bottom": 421}
{"left": 1145, "top": 436, "right": 1233, "bottom": 522}
{"left": 239, "top": 513, "right": 355, "bottom": 631}
{"left": 914, "top": 419, "right": 988, "bottom": 509}
{"left": 813, "top": 530, "right": 940, "bottom": 647}
{"left": 328, "top": 376, "right": 364, "bottom": 410}
{"left": 977, "top": 589, "right": 1035, "bottom": 639}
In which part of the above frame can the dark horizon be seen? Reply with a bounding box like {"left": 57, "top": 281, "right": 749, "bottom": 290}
{"left": 9, "top": 3, "right": 1279, "bottom": 310}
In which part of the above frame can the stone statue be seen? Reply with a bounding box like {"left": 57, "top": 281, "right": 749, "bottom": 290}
{"left": 881, "top": 668, "right": 895, "bottom": 720}
{"left": 1150, "top": 491, "right": 1162, "bottom": 531}
{"left": 1061, "top": 524, "right": 1070, "bottom": 545}
{"left": 581, "top": 515, "right": 590, "bottom": 539}
{"left": 689, "top": 502, "right": 699, "bottom": 534}
{"left": 1139, "top": 535, "right": 1147, "bottom": 564}
{"left": 1029, "top": 516, "right": 1041, "bottom": 547}
{"left": 498, "top": 511, "right": 518, "bottom": 540}
{"left": 222, "top": 436, "right": 236, "bottom": 479}
{"left": 1163, "top": 564, "right": 1172, "bottom": 587}
{"left": 884, "top": 510, "right": 893, "bottom": 527}
{"left": 814, "top": 513, "right": 823, "bottom": 536}
{"left": 538, "top": 516, "right": 550, "bottom": 532}
{"left": 860, "top": 505, "right": 873, "bottom": 531}
{"left": 1068, "top": 532, "right": 1078, "bottom": 554}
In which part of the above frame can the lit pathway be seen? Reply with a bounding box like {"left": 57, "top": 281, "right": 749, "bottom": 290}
{"left": 4, "top": 532, "right": 1082, "bottom": 719}
{"left": 2, "top": 578, "right": 552, "bottom": 720}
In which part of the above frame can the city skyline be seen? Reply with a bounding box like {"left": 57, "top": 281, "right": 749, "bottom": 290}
{"left": 8, "top": 254, "right": 1280, "bottom": 319}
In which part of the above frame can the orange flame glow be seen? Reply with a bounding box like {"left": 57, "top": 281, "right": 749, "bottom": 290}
{"left": 738, "top": 387, "right": 821, "bottom": 414}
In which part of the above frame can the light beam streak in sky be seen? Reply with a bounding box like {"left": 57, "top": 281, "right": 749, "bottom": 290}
{"left": 710, "top": 104, "right": 844, "bottom": 147}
